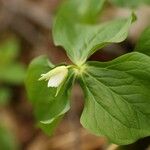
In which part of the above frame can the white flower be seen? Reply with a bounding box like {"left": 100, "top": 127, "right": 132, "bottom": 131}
{"left": 39, "top": 66, "right": 68, "bottom": 88}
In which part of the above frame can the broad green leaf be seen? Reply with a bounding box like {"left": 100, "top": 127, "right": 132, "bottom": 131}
{"left": 135, "top": 26, "right": 150, "bottom": 56}
{"left": 109, "top": 0, "right": 150, "bottom": 7}
{"left": 25, "top": 56, "right": 74, "bottom": 134}
{"left": 0, "top": 125, "right": 19, "bottom": 150}
{"left": 0, "top": 88, "right": 11, "bottom": 106}
{"left": 53, "top": 0, "right": 105, "bottom": 65}
{"left": 80, "top": 52, "right": 150, "bottom": 145}
{"left": 53, "top": 0, "right": 135, "bottom": 65}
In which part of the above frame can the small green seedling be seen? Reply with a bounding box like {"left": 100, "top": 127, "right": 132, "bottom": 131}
{"left": 25, "top": 0, "right": 150, "bottom": 145}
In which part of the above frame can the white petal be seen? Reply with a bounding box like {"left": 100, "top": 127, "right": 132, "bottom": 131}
{"left": 47, "top": 72, "right": 66, "bottom": 87}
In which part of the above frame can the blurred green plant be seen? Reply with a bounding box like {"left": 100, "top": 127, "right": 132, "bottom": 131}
{"left": 26, "top": 0, "right": 150, "bottom": 146}
{"left": 0, "top": 38, "right": 25, "bottom": 84}
{"left": 109, "top": 0, "right": 150, "bottom": 8}
{"left": 54, "top": 0, "right": 105, "bottom": 24}
{"left": 0, "top": 37, "right": 26, "bottom": 106}
{"left": 0, "top": 88, "right": 11, "bottom": 106}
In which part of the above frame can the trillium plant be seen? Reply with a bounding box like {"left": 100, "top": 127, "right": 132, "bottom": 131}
{"left": 25, "top": 0, "right": 150, "bottom": 145}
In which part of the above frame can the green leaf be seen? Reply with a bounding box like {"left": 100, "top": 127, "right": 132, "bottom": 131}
{"left": 109, "top": 0, "right": 150, "bottom": 7}
{"left": 25, "top": 56, "right": 74, "bottom": 134}
{"left": 80, "top": 52, "right": 150, "bottom": 145}
{"left": 0, "top": 125, "right": 19, "bottom": 150}
{"left": 53, "top": 0, "right": 105, "bottom": 65}
{"left": 53, "top": 0, "right": 135, "bottom": 65}
{"left": 135, "top": 26, "right": 150, "bottom": 56}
